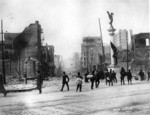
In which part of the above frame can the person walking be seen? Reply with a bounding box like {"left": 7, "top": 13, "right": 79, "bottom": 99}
{"left": 112, "top": 71, "right": 117, "bottom": 83}
{"left": 85, "top": 71, "right": 89, "bottom": 82}
{"left": 37, "top": 70, "right": 43, "bottom": 94}
{"left": 0, "top": 73, "right": 7, "bottom": 97}
{"left": 105, "top": 70, "right": 110, "bottom": 85}
{"left": 60, "top": 72, "right": 69, "bottom": 91}
{"left": 120, "top": 67, "right": 126, "bottom": 85}
{"left": 109, "top": 69, "right": 113, "bottom": 86}
{"left": 76, "top": 72, "right": 83, "bottom": 92}
{"left": 90, "top": 71, "right": 95, "bottom": 90}
{"left": 147, "top": 71, "right": 150, "bottom": 81}
{"left": 95, "top": 70, "right": 100, "bottom": 88}
{"left": 127, "top": 69, "right": 132, "bottom": 85}
{"left": 139, "top": 70, "right": 145, "bottom": 81}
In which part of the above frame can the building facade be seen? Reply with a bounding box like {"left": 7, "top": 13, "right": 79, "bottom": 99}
{"left": 113, "top": 29, "right": 132, "bottom": 51}
{"left": 0, "top": 33, "right": 20, "bottom": 75}
{"left": 41, "top": 44, "right": 55, "bottom": 76}
{"left": 81, "top": 36, "right": 103, "bottom": 71}
{"left": 131, "top": 33, "right": 150, "bottom": 71}
{"left": 54, "top": 55, "right": 62, "bottom": 76}
{"left": 0, "top": 21, "right": 55, "bottom": 78}
{"left": 13, "top": 21, "right": 42, "bottom": 78}
{"left": 73, "top": 52, "right": 80, "bottom": 69}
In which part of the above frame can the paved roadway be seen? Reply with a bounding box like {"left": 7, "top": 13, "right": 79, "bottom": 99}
{"left": 0, "top": 79, "right": 150, "bottom": 115}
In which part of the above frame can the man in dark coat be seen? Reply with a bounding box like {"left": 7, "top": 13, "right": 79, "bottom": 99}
{"left": 109, "top": 69, "right": 113, "bottom": 86}
{"left": 60, "top": 72, "right": 69, "bottom": 91}
{"left": 95, "top": 70, "right": 100, "bottom": 88}
{"left": 112, "top": 70, "right": 117, "bottom": 83}
{"left": 85, "top": 71, "right": 89, "bottom": 82}
{"left": 105, "top": 70, "right": 110, "bottom": 85}
{"left": 0, "top": 73, "right": 7, "bottom": 97}
{"left": 90, "top": 71, "right": 95, "bottom": 90}
{"left": 37, "top": 70, "right": 43, "bottom": 94}
{"left": 139, "top": 70, "right": 145, "bottom": 81}
{"left": 147, "top": 71, "right": 150, "bottom": 81}
{"left": 120, "top": 67, "right": 126, "bottom": 85}
{"left": 127, "top": 69, "right": 132, "bottom": 85}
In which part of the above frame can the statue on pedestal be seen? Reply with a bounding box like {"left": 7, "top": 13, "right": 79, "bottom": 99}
{"left": 107, "top": 11, "right": 114, "bottom": 27}
{"left": 107, "top": 11, "right": 118, "bottom": 66}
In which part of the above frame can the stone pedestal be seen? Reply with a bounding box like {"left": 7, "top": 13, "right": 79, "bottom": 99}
{"left": 108, "top": 26, "right": 116, "bottom": 68}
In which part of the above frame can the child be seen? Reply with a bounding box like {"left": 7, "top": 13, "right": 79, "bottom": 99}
{"left": 76, "top": 72, "right": 83, "bottom": 92}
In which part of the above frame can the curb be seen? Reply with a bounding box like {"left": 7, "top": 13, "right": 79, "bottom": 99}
{"left": 6, "top": 87, "right": 37, "bottom": 93}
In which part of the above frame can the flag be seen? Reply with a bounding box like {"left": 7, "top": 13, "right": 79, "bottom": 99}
{"left": 110, "top": 42, "right": 117, "bottom": 53}
{"left": 110, "top": 42, "right": 118, "bottom": 65}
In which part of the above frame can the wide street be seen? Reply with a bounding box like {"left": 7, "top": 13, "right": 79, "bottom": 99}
{"left": 0, "top": 78, "right": 150, "bottom": 115}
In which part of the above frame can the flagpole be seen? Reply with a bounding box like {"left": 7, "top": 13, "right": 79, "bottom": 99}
{"left": 126, "top": 31, "right": 129, "bottom": 71}
{"left": 98, "top": 18, "right": 105, "bottom": 65}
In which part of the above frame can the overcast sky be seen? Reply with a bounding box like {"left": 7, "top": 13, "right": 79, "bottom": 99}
{"left": 0, "top": 0, "right": 149, "bottom": 58}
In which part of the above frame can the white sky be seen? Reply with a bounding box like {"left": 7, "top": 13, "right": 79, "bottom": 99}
{"left": 0, "top": 0, "right": 149, "bottom": 58}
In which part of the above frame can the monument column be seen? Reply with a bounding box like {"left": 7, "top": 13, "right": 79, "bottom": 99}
{"left": 108, "top": 26, "right": 116, "bottom": 67}
{"left": 107, "top": 11, "right": 119, "bottom": 70}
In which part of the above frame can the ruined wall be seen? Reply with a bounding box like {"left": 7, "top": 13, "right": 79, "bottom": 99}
{"left": 13, "top": 21, "right": 42, "bottom": 77}
{"left": 131, "top": 33, "right": 150, "bottom": 72}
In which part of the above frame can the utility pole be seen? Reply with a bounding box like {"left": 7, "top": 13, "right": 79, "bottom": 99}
{"left": 98, "top": 18, "right": 105, "bottom": 65}
{"left": 37, "top": 21, "right": 41, "bottom": 71}
{"left": 1, "top": 20, "right": 6, "bottom": 84}
{"left": 86, "top": 46, "right": 89, "bottom": 72}
{"left": 126, "top": 31, "right": 129, "bottom": 71}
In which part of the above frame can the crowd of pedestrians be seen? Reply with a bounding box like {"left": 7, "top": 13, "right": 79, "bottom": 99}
{"left": 59, "top": 67, "right": 150, "bottom": 92}
{"left": 0, "top": 67, "right": 150, "bottom": 97}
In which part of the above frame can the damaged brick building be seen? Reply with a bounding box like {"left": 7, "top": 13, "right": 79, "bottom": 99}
{"left": 0, "top": 21, "right": 55, "bottom": 78}
{"left": 131, "top": 33, "right": 150, "bottom": 72}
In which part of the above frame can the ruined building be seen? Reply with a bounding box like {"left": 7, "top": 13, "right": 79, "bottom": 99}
{"left": 131, "top": 33, "right": 150, "bottom": 71}
{"left": 0, "top": 21, "right": 55, "bottom": 78}
{"left": 0, "top": 33, "right": 20, "bottom": 75}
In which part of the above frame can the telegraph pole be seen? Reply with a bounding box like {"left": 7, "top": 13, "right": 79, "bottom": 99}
{"left": 1, "top": 20, "right": 6, "bottom": 84}
{"left": 98, "top": 18, "right": 105, "bottom": 65}
{"left": 126, "top": 31, "right": 129, "bottom": 71}
{"left": 37, "top": 21, "right": 42, "bottom": 71}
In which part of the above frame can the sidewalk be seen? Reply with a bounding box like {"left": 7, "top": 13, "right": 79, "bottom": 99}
{"left": 4, "top": 83, "right": 37, "bottom": 93}
{"left": 3, "top": 77, "right": 75, "bottom": 93}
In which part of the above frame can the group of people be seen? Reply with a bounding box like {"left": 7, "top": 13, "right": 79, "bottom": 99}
{"left": 59, "top": 67, "right": 150, "bottom": 92}
{"left": 60, "top": 72, "right": 83, "bottom": 92}
{"left": 120, "top": 67, "right": 132, "bottom": 85}
{"left": 0, "top": 67, "right": 150, "bottom": 97}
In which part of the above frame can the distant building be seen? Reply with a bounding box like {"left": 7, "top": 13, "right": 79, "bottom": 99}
{"left": 54, "top": 55, "right": 61, "bottom": 69}
{"left": 0, "top": 33, "right": 20, "bottom": 60}
{"left": 73, "top": 52, "right": 80, "bottom": 69}
{"left": 42, "top": 44, "right": 55, "bottom": 76}
{"left": 113, "top": 29, "right": 132, "bottom": 51}
{"left": 81, "top": 36, "right": 103, "bottom": 71}
{"left": 0, "top": 21, "right": 55, "bottom": 77}
{"left": 104, "top": 44, "right": 111, "bottom": 64}
{"left": 104, "top": 44, "right": 110, "bottom": 54}
{"left": 0, "top": 32, "right": 20, "bottom": 75}
{"left": 131, "top": 33, "right": 150, "bottom": 71}
{"left": 54, "top": 55, "right": 63, "bottom": 76}
{"left": 12, "top": 21, "right": 42, "bottom": 78}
